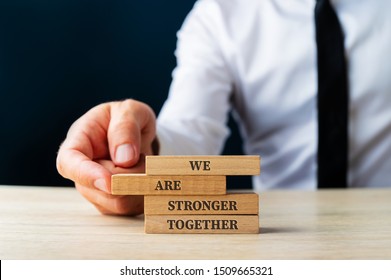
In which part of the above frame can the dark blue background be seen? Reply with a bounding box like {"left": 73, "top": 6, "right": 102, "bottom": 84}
{"left": 0, "top": 0, "right": 250, "bottom": 189}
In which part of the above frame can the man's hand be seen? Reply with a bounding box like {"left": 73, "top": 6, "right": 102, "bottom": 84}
{"left": 56, "top": 99, "right": 157, "bottom": 216}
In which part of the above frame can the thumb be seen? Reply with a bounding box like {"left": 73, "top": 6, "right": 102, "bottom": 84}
{"left": 108, "top": 99, "right": 156, "bottom": 168}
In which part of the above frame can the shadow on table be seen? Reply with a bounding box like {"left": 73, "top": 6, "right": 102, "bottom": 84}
{"left": 260, "top": 226, "right": 306, "bottom": 234}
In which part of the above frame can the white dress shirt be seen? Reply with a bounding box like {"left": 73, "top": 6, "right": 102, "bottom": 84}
{"left": 156, "top": 0, "right": 391, "bottom": 190}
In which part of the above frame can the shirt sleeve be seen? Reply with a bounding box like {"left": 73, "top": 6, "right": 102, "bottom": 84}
{"left": 157, "top": 0, "right": 233, "bottom": 155}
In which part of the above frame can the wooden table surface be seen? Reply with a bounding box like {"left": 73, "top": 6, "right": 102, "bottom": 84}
{"left": 1, "top": 185, "right": 390, "bottom": 260}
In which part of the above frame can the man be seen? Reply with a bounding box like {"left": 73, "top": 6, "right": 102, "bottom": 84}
{"left": 56, "top": 0, "right": 391, "bottom": 215}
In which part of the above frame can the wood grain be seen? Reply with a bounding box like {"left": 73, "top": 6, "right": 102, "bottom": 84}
{"left": 111, "top": 174, "right": 226, "bottom": 195}
{"left": 145, "top": 215, "right": 259, "bottom": 234}
{"left": 146, "top": 155, "right": 261, "bottom": 175}
{"left": 2, "top": 186, "right": 391, "bottom": 259}
{"left": 144, "top": 193, "right": 259, "bottom": 215}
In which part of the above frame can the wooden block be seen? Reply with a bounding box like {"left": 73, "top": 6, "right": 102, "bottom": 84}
{"left": 145, "top": 215, "right": 259, "bottom": 234}
{"left": 111, "top": 174, "right": 226, "bottom": 195}
{"left": 144, "top": 193, "right": 259, "bottom": 215}
{"left": 146, "top": 155, "right": 261, "bottom": 175}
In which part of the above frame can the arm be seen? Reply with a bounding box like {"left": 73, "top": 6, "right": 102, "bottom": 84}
{"left": 157, "top": 0, "right": 233, "bottom": 155}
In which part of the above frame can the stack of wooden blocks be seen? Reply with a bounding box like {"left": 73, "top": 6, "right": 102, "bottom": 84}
{"left": 111, "top": 155, "right": 261, "bottom": 234}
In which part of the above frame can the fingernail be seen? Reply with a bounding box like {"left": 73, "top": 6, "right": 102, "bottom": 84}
{"left": 115, "top": 143, "right": 134, "bottom": 164}
{"left": 94, "top": 178, "right": 107, "bottom": 192}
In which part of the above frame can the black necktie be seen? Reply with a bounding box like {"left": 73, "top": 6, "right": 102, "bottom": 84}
{"left": 315, "top": 0, "right": 349, "bottom": 188}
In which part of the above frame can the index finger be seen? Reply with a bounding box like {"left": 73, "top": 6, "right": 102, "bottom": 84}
{"left": 56, "top": 104, "right": 112, "bottom": 192}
